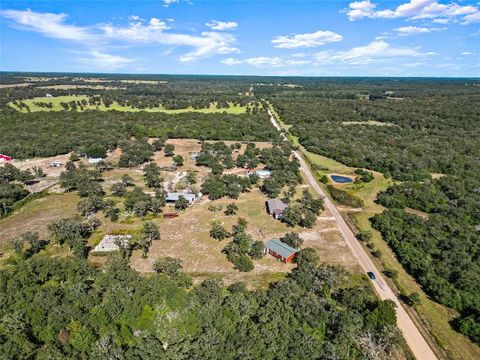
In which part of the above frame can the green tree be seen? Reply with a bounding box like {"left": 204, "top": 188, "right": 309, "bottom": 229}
{"left": 164, "top": 144, "right": 175, "bottom": 157}
{"left": 224, "top": 203, "right": 238, "bottom": 216}
{"left": 210, "top": 220, "right": 230, "bottom": 240}
{"left": 173, "top": 155, "right": 184, "bottom": 166}
{"left": 175, "top": 196, "right": 190, "bottom": 211}
{"left": 153, "top": 257, "right": 183, "bottom": 276}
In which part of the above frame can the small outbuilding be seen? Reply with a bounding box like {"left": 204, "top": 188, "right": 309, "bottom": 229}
{"left": 50, "top": 160, "right": 63, "bottom": 167}
{"left": 265, "top": 239, "right": 299, "bottom": 263}
{"left": 88, "top": 157, "right": 103, "bottom": 164}
{"left": 266, "top": 198, "right": 288, "bottom": 220}
{"left": 92, "top": 235, "right": 132, "bottom": 253}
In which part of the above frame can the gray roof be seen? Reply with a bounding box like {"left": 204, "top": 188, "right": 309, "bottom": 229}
{"left": 166, "top": 192, "right": 196, "bottom": 203}
{"left": 267, "top": 198, "right": 288, "bottom": 212}
{"left": 265, "top": 239, "right": 298, "bottom": 258}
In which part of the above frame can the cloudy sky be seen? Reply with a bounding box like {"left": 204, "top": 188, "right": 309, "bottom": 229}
{"left": 1, "top": 0, "right": 479, "bottom": 76}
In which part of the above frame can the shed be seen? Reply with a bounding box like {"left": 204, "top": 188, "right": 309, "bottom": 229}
{"left": 265, "top": 239, "right": 299, "bottom": 263}
{"left": 88, "top": 157, "right": 103, "bottom": 164}
{"left": 266, "top": 198, "right": 288, "bottom": 219}
{"left": 92, "top": 235, "right": 132, "bottom": 253}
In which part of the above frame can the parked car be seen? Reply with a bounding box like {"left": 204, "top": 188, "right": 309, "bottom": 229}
{"left": 367, "top": 271, "right": 376, "bottom": 280}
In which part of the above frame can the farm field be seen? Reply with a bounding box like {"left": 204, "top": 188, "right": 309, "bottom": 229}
{"left": 9, "top": 95, "right": 254, "bottom": 114}
{"left": 129, "top": 187, "right": 359, "bottom": 287}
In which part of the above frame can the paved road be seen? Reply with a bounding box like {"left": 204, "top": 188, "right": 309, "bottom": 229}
{"left": 268, "top": 110, "right": 438, "bottom": 360}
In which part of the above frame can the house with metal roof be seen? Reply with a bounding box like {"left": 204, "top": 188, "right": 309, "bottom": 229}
{"left": 264, "top": 239, "right": 299, "bottom": 263}
{"left": 165, "top": 192, "right": 199, "bottom": 205}
{"left": 266, "top": 198, "right": 288, "bottom": 219}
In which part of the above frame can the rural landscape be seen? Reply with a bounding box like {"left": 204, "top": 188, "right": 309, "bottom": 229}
{"left": 1, "top": 1, "right": 479, "bottom": 359}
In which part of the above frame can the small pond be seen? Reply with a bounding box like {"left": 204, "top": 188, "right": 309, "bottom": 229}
{"left": 330, "top": 175, "right": 354, "bottom": 184}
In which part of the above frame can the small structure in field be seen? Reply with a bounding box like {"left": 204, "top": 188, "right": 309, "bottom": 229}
{"left": 165, "top": 192, "right": 201, "bottom": 205}
{"left": 0, "top": 154, "right": 12, "bottom": 163}
{"left": 190, "top": 152, "right": 199, "bottom": 160}
{"left": 45, "top": 93, "right": 53, "bottom": 97}
{"left": 92, "top": 235, "right": 131, "bottom": 253}
{"left": 163, "top": 212, "right": 179, "bottom": 219}
{"left": 50, "top": 160, "right": 63, "bottom": 167}
{"left": 88, "top": 157, "right": 103, "bottom": 164}
{"left": 266, "top": 198, "right": 288, "bottom": 220}
{"left": 255, "top": 169, "right": 272, "bottom": 179}
{"left": 265, "top": 239, "right": 299, "bottom": 263}
{"left": 160, "top": 165, "right": 177, "bottom": 172}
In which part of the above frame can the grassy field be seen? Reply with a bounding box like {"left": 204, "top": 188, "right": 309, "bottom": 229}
{"left": 0, "top": 193, "right": 79, "bottom": 246}
{"left": 269, "top": 102, "right": 480, "bottom": 360}
{"left": 9, "top": 95, "right": 254, "bottom": 114}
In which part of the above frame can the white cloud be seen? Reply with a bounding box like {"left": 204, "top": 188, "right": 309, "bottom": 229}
{"left": 79, "top": 50, "right": 135, "bottom": 70}
{"left": 163, "top": 0, "right": 179, "bottom": 7}
{"left": 221, "top": 56, "right": 311, "bottom": 68}
{"left": 461, "top": 51, "right": 474, "bottom": 55}
{"left": 343, "top": 0, "right": 479, "bottom": 24}
{"left": 1, "top": 9, "right": 240, "bottom": 63}
{"left": 1, "top": 9, "right": 92, "bottom": 41}
{"left": 315, "top": 40, "right": 432, "bottom": 65}
{"left": 462, "top": 12, "right": 480, "bottom": 24}
{"left": 101, "top": 18, "right": 240, "bottom": 61}
{"left": 271, "top": 30, "right": 343, "bottom": 48}
{"left": 394, "top": 25, "right": 445, "bottom": 35}
{"left": 206, "top": 20, "right": 238, "bottom": 31}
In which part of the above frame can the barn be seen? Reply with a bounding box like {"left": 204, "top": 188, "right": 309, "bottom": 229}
{"left": 0, "top": 154, "right": 12, "bottom": 163}
{"left": 264, "top": 239, "right": 299, "bottom": 263}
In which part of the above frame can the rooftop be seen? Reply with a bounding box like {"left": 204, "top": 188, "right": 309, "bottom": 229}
{"left": 166, "top": 192, "right": 197, "bottom": 203}
{"left": 265, "top": 239, "right": 298, "bottom": 259}
{"left": 267, "top": 198, "right": 288, "bottom": 211}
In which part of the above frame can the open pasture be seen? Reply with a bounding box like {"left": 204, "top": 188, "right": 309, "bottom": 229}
{"left": 9, "top": 95, "right": 255, "bottom": 114}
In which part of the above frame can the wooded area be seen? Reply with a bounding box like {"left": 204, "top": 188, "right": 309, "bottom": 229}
{"left": 260, "top": 78, "right": 480, "bottom": 343}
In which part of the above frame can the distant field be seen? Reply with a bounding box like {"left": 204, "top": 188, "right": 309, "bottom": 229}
{"left": 37, "top": 85, "right": 124, "bottom": 90}
{"left": 9, "top": 95, "right": 254, "bottom": 114}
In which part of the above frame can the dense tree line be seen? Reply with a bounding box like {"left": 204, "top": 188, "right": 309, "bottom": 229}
{"left": 267, "top": 83, "right": 479, "bottom": 182}
{"left": 262, "top": 78, "right": 480, "bottom": 343}
{"left": 0, "top": 248, "right": 403, "bottom": 359}
{"left": 0, "top": 110, "right": 278, "bottom": 160}
{"left": 0, "top": 163, "right": 37, "bottom": 217}
{"left": 372, "top": 175, "right": 480, "bottom": 343}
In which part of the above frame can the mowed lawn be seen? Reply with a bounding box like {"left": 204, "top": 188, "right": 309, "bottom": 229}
{"left": 9, "top": 95, "right": 254, "bottom": 114}
{"left": 0, "top": 193, "right": 79, "bottom": 246}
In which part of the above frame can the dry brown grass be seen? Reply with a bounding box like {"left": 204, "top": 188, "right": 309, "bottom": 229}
{"left": 129, "top": 184, "right": 360, "bottom": 287}
{"left": 0, "top": 193, "right": 79, "bottom": 246}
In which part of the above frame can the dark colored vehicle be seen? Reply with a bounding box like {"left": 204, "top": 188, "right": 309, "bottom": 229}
{"left": 367, "top": 272, "right": 376, "bottom": 280}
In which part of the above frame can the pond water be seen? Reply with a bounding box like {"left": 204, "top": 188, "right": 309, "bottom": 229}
{"left": 331, "top": 175, "right": 353, "bottom": 184}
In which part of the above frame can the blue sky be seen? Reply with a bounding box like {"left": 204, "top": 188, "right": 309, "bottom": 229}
{"left": 1, "top": 0, "right": 479, "bottom": 76}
